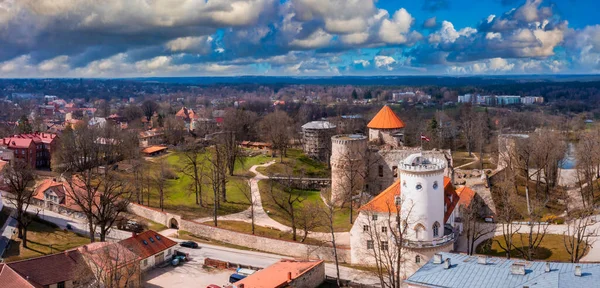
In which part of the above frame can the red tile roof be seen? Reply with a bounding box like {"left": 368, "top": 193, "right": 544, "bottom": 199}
{"left": 0, "top": 264, "right": 35, "bottom": 288}
{"left": 359, "top": 176, "right": 458, "bottom": 223}
{"left": 232, "top": 259, "right": 323, "bottom": 288}
{"left": 456, "top": 186, "right": 476, "bottom": 207}
{"left": 2, "top": 138, "right": 34, "bottom": 149}
{"left": 367, "top": 105, "right": 405, "bottom": 129}
{"left": 118, "top": 230, "right": 177, "bottom": 259}
{"left": 141, "top": 145, "right": 168, "bottom": 154}
{"left": 8, "top": 250, "right": 91, "bottom": 288}
{"left": 33, "top": 177, "right": 95, "bottom": 212}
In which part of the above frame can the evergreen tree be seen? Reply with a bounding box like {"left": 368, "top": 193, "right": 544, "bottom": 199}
{"left": 351, "top": 89, "right": 358, "bottom": 100}
{"left": 17, "top": 115, "right": 32, "bottom": 134}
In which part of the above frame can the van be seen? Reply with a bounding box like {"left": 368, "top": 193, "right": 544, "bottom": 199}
{"left": 229, "top": 273, "right": 246, "bottom": 283}
{"left": 236, "top": 268, "right": 257, "bottom": 276}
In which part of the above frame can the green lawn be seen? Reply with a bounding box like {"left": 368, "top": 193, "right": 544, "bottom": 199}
{"left": 476, "top": 234, "right": 587, "bottom": 262}
{"left": 137, "top": 151, "right": 271, "bottom": 220}
{"left": 201, "top": 220, "right": 323, "bottom": 245}
{"left": 256, "top": 149, "right": 330, "bottom": 178}
{"left": 258, "top": 180, "right": 355, "bottom": 232}
{"left": 3, "top": 218, "right": 90, "bottom": 262}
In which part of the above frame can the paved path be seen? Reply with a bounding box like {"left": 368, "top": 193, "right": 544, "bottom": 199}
{"left": 195, "top": 161, "right": 351, "bottom": 245}
{"left": 0, "top": 209, "right": 17, "bottom": 259}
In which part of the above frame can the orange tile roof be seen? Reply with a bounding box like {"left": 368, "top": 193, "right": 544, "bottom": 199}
{"left": 359, "top": 180, "right": 401, "bottom": 213}
{"left": 232, "top": 260, "right": 323, "bottom": 288}
{"left": 367, "top": 105, "right": 405, "bottom": 129}
{"left": 456, "top": 186, "right": 476, "bottom": 207}
{"left": 359, "top": 177, "right": 458, "bottom": 223}
{"left": 118, "top": 230, "right": 177, "bottom": 260}
{"left": 142, "top": 145, "right": 167, "bottom": 154}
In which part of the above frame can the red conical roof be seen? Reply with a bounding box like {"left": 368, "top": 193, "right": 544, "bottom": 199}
{"left": 367, "top": 105, "right": 405, "bottom": 129}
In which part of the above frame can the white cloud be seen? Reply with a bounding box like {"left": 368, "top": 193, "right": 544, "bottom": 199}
{"left": 374, "top": 55, "right": 396, "bottom": 70}
{"left": 429, "top": 21, "right": 477, "bottom": 44}
{"left": 378, "top": 9, "right": 414, "bottom": 44}
{"left": 165, "top": 36, "right": 212, "bottom": 54}
{"left": 289, "top": 29, "right": 333, "bottom": 49}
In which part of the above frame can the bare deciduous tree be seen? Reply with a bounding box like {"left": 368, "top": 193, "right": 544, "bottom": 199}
{"left": 460, "top": 194, "right": 495, "bottom": 255}
{"left": 266, "top": 170, "right": 306, "bottom": 241}
{"left": 5, "top": 160, "right": 37, "bottom": 248}
{"left": 260, "top": 110, "right": 294, "bottom": 162}
{"left": 181, "top": 143, "right": 207, "bottom": 206}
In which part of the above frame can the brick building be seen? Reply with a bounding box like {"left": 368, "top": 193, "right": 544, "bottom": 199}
{"left": 1, "top": 132, "right": 58, "bottom": 169}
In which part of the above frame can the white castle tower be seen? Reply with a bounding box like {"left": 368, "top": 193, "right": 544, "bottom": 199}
{"left": 399, "top": 153, "right": 446, "bottom": 242}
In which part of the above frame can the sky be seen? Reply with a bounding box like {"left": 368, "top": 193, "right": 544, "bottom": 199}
{"left": 0, "top": 0, "right": 599, "bottom": 77}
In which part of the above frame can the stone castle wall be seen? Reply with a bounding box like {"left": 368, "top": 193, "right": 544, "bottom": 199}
{"left": 330, "top": 135, "right": 368, "bottom": 206}
{"left": 127, "top": 203, "right": 350, "bottom": 263}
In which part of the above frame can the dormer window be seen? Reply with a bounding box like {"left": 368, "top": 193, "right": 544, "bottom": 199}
{"left": 149, "top": 237, "right": 155, "bottom": 243}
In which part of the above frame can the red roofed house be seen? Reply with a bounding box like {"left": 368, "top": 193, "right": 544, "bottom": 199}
{"left": 118, "top": 230, "right": 177, "bottom": 272}
{"left": 175, "top": 107, "right": 199, "bottom": 131}
{"left": 8, "top": 249, "right": 95, "bottom": 288}
{"left": 32, "top": 177, "right": 93, "bottom": 218}
{"left": 230, "top": 259, "right": 325, "bottom": 288}
{"left": 350, "top": 153, "right": 462, "bottom": 278}
{"left": 1, "top": 132, "right": 58, "bottom": 169}
{"left": 367, "top": 105, "right": 405, "bottom": 147}
{"left": 0, "top": 263, "right": 35, "bottom": 288}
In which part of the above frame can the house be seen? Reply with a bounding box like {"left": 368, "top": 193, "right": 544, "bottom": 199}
{"left": 1, "top": 132, "right": 58, "bottom": 169}
{"left": 406, "top": 252, "right": 600, "bottom": 288}
{"left": 175, "top": 107, "right": 199, "bottom": 131}
{"left": 118, "top": 230, "right": 177, "bottom": 272}
{"left": 0, "top": 263, "right": 35, "bottom": 288}
{"left": 8, "top": 249, "right": 95, "bottom": 288}
{"left": 230, "top": 259, "right": 325, "bottom": 288}
{"left": 138, "top": 130, "right": 164, "bottom": 147}
{"left": 32, "top": 178, "right": 92, "bottom": 218}
{"left": 78, "top": 242, "right": 142, "bottom": 288}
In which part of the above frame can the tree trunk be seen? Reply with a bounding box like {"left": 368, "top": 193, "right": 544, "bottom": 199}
{"left": 88, "top": 217, "right": 95, "bottom": 242}
{"left": 290, "top": 212, "right": 297, "bottom": 241}
{"left": 22, "top": 227, "right": 28, "bottom": 248}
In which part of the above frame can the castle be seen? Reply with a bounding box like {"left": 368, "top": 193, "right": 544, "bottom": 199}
{"left": 326, "top": 105, "right": 473, "bottom": 277}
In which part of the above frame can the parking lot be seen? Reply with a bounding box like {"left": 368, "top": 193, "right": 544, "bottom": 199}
{"left": 144, "top": 246, "right": 233, "bottom": 287}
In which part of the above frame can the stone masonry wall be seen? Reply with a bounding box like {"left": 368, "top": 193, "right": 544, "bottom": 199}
{"left": 127, "top": 203, "right": 350, "bottom": 263}
{"left": 290, "top": 261, "right": 326, "bottom": 288}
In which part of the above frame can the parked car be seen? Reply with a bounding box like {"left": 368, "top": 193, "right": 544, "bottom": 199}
{"left": 180, "top": 241, "right": 199, "bottom": 248}
{"left": 229, "top": 273, "right": 246, "bottom": 283}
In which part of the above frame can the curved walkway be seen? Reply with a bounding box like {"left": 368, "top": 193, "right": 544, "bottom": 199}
{"left": 195, "top": 161, "right": 350, "bottom": 245}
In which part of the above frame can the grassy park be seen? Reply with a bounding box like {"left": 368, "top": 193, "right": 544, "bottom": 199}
{"left": 3, "top": 218, "right": 90, "bottom": 262}
{"left": 256, "top": 149, "right": 330, "bottom": 178}
{"left": 258, "top": 180, "right": 356, "bottom": 232}
{"left": 476, "top": 234, "right": 587, "bottom": 262}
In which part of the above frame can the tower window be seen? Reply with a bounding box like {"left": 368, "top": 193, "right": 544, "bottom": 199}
{"left": 372, "top": 214, "right": 378, "bottom": 221}
{"left": 363, "top": 225, "right": 369, "bottom": 232}
{"left": 378, "top": 165, "right": 383, "bottom": 177}
{"left": 416, "top": 183, "right": 423, "bottom": 190}
{"left": 392, "top": 166, "right": 398, "bottom": 177}
{"left": 382, "top": 226, "right": 388, "bottom": 233}
{"left": 416, "top": 255, "right": 421, "bottom": 264}
{"left": 433, "top": 222, "right": 440, "bottom": 237}
{"left": 433, "top": 181, "right": 438, "bottom": 190}
{"left": 394, "top": 195, "right": 401, "bottom": 206}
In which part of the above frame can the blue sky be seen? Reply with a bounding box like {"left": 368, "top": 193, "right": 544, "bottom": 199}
{"left": 0, "top": 0, "right": 598, "bottom": 77}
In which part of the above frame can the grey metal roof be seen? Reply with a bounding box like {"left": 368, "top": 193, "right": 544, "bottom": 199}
{"left": 406, "top": 252, "right": 600, "bottom": 288}
{"left": 301, "top": 121, "right": 336, "bottom": 130}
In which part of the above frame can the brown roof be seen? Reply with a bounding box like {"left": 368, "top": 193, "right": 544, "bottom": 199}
{"left": 33, "top": 177, "right": 96, "bottom": 212}
{"left": 118, "top": 230, "right": 177, "bottom": 259}
{"left": 142, "top": 145, "right": 168, "bottom": 154}
{"left": 367, "top": 105, "right": 405, "bottom": 129}
{"left": 78, "top": 242, "right": 140, "bottom": 272}
{"left": 175, "top": 107, "right": 198, "bottom": 120}
{"left": 232, "top": 259, "right": 323, "bottom": 288}
{"left": 0, "top": 264, "right": 35, "bottom": 288}
{"left": 8, "top": 250, "right": 91, "bottom": 288}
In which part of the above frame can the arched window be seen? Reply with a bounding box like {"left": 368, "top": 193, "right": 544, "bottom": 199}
{"left": 415, "top": 255, "right": 421, "bottom": 264}
{"left": 433, "top": 222, "right": 441, "bottom": 237}
{"left": 414, "top": 224, "right": 425, "bottom": 240}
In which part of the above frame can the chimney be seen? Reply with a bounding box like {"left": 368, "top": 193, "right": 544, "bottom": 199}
{"left": 477, "top": 255, "right": 487, "bottom": 265}
{"left": 545, "top": 262, "right": 550, "bottom": 273}
{"left": 510, "top": 263, "right": 526, "bottom": 275}
{"left": 443, "top": 258, "right": 451, "bottom": 269}
{"left": 287, "top": 272, "right": 292, "bottom": 281}
{"left": 433, "top": 253, "right": 443, "bottom": 264}
{"left": 575, "top": 265, "right": 582, "bottom": 277}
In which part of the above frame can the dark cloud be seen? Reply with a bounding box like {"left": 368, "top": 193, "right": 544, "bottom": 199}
{"left": 423, "top": 17, "right": 438, "bottom": 29}
{"left": 422, "top": 0, "right": 450, "bottom": 12}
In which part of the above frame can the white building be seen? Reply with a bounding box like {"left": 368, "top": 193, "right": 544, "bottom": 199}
{"left": 457, "top": 94, "right": 473, "bottom": 103}
{"left": 350, "top": 153, "right": 466, "bottom": 277}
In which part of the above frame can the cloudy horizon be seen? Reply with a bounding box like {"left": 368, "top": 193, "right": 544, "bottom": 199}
{"left": 0, "top": 0, "right": 598, "bottom": 77}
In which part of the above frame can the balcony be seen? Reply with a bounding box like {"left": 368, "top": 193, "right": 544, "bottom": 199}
{"left": 402, "top": 233, "right": 455, "bottom": 249}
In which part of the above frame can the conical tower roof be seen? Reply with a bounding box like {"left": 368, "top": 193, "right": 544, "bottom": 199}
{"left": 367, "top": 105, "right": 405, "bottom": 129}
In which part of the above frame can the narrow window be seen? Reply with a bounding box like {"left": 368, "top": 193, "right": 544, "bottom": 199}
{"left": 381, "top": 226, "right": 387, "bottom": 233}
{"left": 392, "top": 166, "right": 398, "bottom": 177}
{"left": 363, "top": 225, "right": 369, "bottom": 232}
{"left": 433, "top": 222, "right": 440, "bottom": 237}
{"left": 415, "top": 255, "right": 421, "bottom": 264}
{"left": 378, "top": 165, "right": 383, "bottom": 177}
{"left": 367, "top": 240, "right": 374, "bottom": 249}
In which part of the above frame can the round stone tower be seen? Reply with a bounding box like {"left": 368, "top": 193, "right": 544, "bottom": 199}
{"left": 301, "top": 121, "right": 337, "bottom": 161}
{"left": 330, "top": 134, "right": 368, "bottom": 206}
{"left": 399, "top": 153, "right": 446, "bottom": 242}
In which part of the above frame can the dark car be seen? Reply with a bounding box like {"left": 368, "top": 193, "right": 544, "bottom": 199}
{"left": 180, "top": 241, "right": 199, "bottom": 248}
